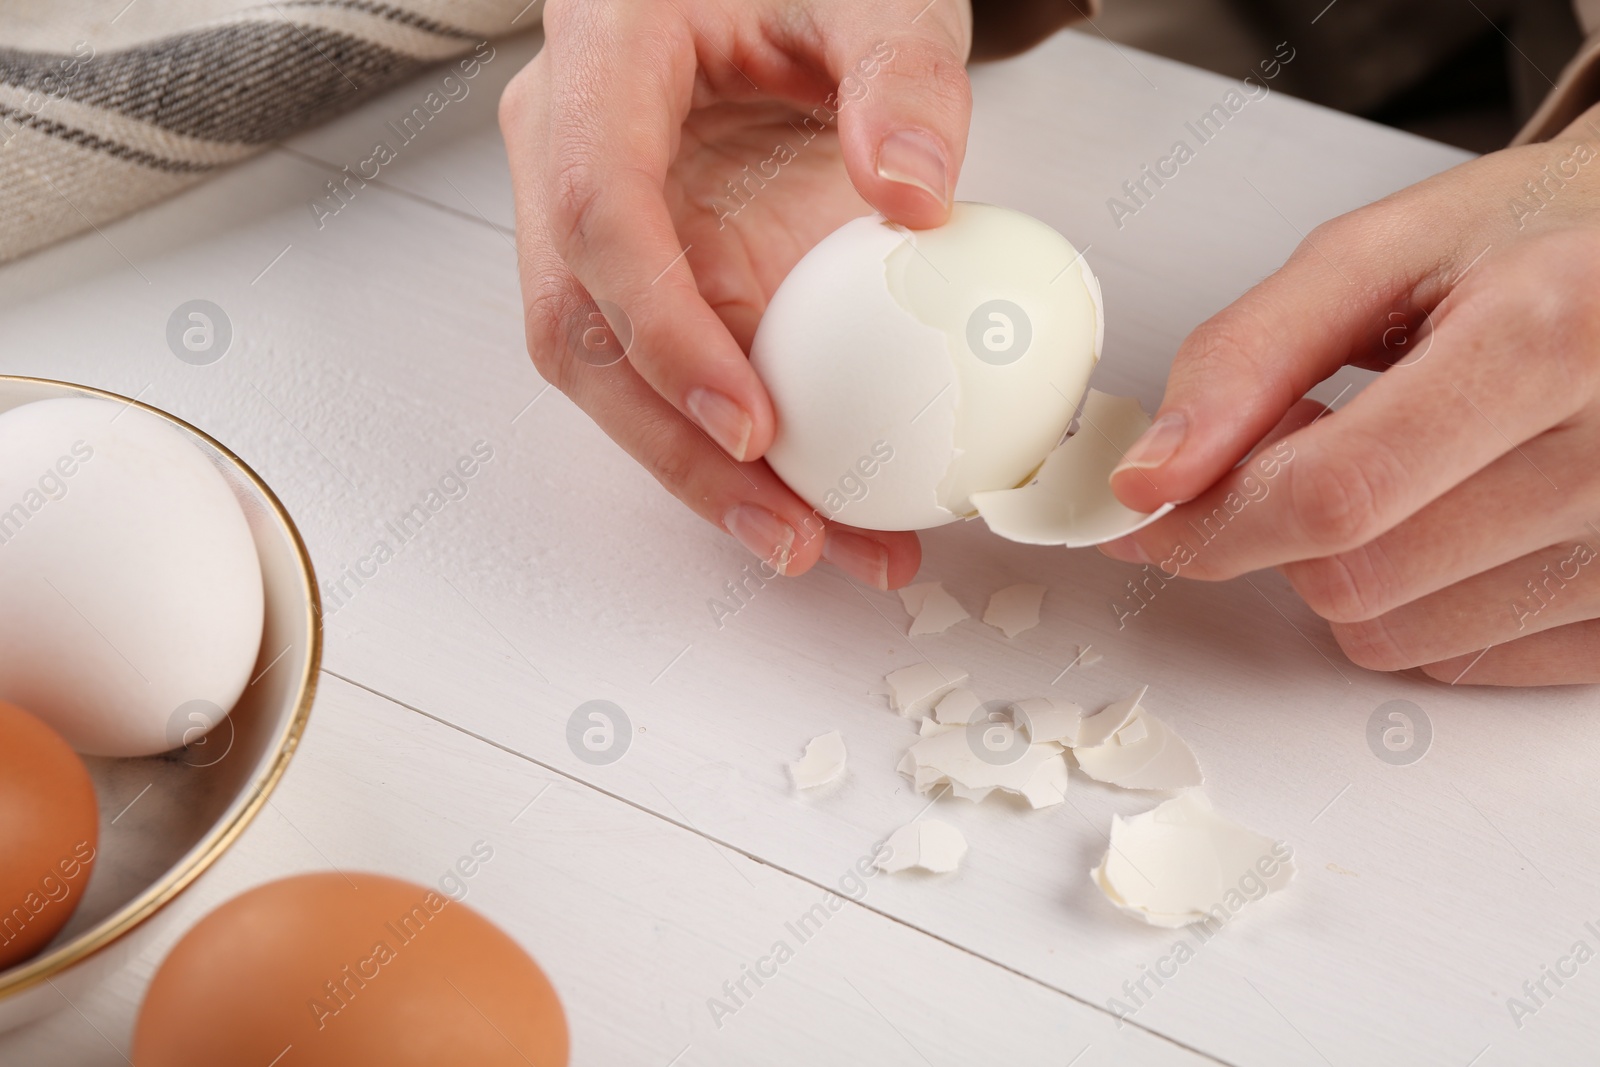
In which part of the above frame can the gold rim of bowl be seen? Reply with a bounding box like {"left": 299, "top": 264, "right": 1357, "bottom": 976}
{"left": 0, "top": 375, "right": 321, "bottom": 1000}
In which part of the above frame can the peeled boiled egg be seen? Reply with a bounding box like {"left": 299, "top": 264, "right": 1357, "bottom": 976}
{"left": 0, "top": 699, "right": 99, "bottom": 969}
{"left": 751, "top": 202, "right": 1171, "bottom": 545}
{"left": 133, "top": 872, "right": 569, "bottom": 1066}
{"left": 0, "top": 398, "right": 264, "bottom": 757}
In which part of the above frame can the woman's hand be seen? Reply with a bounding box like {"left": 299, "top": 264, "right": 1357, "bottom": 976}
{"left": 1100, "top": 108, "right": 1600, "bottom": 685}
{"left": 499, "top": 0, "right": 976, "bottom": 588}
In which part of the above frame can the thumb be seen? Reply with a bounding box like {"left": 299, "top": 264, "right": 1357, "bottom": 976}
{"left": 825, "top": 6, "right": 973, "bottom": 229}
{"left": 1108, "top": 213, "right": 1445, "bottom": 513}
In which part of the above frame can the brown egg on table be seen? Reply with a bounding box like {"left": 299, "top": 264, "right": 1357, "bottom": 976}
{"left": 133, "top": 872, "right": 569, "bottom": 1067}
{"left": 0, "top": 699, "right": 99, "bottom": 970}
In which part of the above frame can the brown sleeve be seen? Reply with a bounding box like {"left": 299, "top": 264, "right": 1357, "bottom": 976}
{"left": 969, "top": 0, "right": 1099, "bottom": 61}
{"left": 1516, "top": 3, "right": 1600, "bottom": 142}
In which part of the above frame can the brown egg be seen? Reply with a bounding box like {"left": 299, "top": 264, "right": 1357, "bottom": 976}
{"left": 133, "top": 872, "right": 569, "bottom": 1067}
{"left": 0, "top": 699, "right": 99, "bottom": 970}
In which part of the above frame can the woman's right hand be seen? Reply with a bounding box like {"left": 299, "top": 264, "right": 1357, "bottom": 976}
{"left": 499, "top": 0, "right": 976, "bottom": 588}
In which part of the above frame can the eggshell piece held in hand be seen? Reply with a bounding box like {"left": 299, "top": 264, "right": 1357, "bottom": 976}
{"left": 0, "top": 699, "right": 99, "bottom": 970}
{"left": 0, "top": 398, "right": 264, "bottom": 756}
{"left": 133, "top": 872, "right": 569, "bottom": 1067}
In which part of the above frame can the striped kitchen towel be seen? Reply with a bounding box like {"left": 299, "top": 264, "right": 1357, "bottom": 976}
{"left": 0, "top": 0, "right": 541, "bottom": 263}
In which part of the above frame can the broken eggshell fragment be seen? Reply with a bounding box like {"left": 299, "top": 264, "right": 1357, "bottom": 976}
{"left": 931, "top": 686, "right": 983, "bottom": 726}
{"left": 884, "top": 664, "right": 970, "bottom": 719}
{"left": 899, "top": 582, "right": 970, "bottom": 636}
{"left": 982, "top": 583, "right": 1045, "bottom": 638}
{"left": 1074, "top": 687, "right": 1147, "bottom": 749}
{"left": 1091, "top": 791, "right": 1294, "bottom": 927}
{"left": 1013, "top": 696, "right": 1083, "bottom": 746}
{"left": 900, "top": 724, "right": 1070, "bottom": 809}
{"left": 789, "top": 730, "right": 847, "bottom": 789}
{"left": 969, "top": 390, "right": 1177, "bottom": 547}
{"left": 878, "top": 819, "right": 968, "bottom": 874}
{"left": 1071, "top": 688, "right": 1202, "bottom": 792}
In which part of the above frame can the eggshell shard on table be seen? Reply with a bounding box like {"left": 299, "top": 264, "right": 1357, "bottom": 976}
{"left": 898, "top": 581, "right": 970, "bottom": 636}
{"left": 885, "top": 663, "right": 970, "bottom": 718}
{"left": 750, "top": 203, "right": 1101, "bottom": 532}
{"left": 1091, "top": 791, "right": 1294, "bottom": 927}
{"left": 1075, "top": 712, "right": 1202, "bottom": 792}
{"left": 1073, "top": 686, "right": 1149, "bottom": 749}
{"left": 932, "top": 686, "right": 983, "bottom": 725}
{"left": 878, "top": 819, "right": 968, "bottom": 874}
{"left": 982, "top": 583, "right": 1045, "bottom": 638}
{"left": 1013, "top": 696, "right": 1083, "bottom": 746}
{"left": 969, "top": 390, "right": 1177, "bottom": 547}
{"left": 899, "top": 723, "right": 1070, "bottom": 809}
{"left": 790, "top": 730, "right": 848, "bottom": 789}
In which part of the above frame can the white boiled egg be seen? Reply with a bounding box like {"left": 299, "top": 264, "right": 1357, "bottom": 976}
{"left": 0, "top": 397, "right": 264, "bottom": 757}
{"left": 750, "top": 202, "right": 1170, "bottom": 545}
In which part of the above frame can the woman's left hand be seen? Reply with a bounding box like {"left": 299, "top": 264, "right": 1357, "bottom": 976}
{"left": 1099, "top": 106, "right": 1600, "bottom": 686}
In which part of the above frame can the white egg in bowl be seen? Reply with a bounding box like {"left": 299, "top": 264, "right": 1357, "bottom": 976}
{"left": 750, "top": 201, "right": 1173, "bottom": 546}
{"left": 0, "top": 376, "right": 319, "bottom": 1035}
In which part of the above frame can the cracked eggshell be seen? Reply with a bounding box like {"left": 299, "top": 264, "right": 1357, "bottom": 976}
{"left": 790, "top": 730, "right": 847, "bottom": 789}
{"left": 878, "top": 823, "right": 924, "bottom": 874}
{"left": 1013, "top": 697, "right": 1083, "bottom": 746}
{"left": 932, "top": 686, "right": 982, "bottom": 725}
{"left": 751, "top": 203, "right": 1100, "bottom": 531}
{"left": 1091, "top": 791, "right": 1294, "bottom": 927}
{"left": 915, "top": 821, "right": 968, "bottom": 872}
{"left": 896, "top": 745, "right": 949, "bottom": 794}
{"left": 885, "top": 663, "right": 970, "bottom": 718}
{"left": 1016, "top": 753, "right": 1071, "bottom": 809}
{"left": 970, "top": 390, "right": 1176, "bottom": 547}
{"left": 904, "top": 728, "right": 1069, "bottom": 809}
{"left": 1073, "top": 705, "right": 1202, "bottom": 792}
{"left": 982, "top": 583, "right": 1045, "bottom": 638}
{"left": 879, "top": 819, "right": 968, "bottom": 874}
{"left": 899, "top": 581, "right": 969, "bottom": 636}
{"left": 1074, "top": 686, "right": 1149, "bottom": 749}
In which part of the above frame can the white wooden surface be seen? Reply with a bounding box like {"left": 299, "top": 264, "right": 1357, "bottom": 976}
{"left": 3, "top": 26, "right": 1597, "bottom": 1067}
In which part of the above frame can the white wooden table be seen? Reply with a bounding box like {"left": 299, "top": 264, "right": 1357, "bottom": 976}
{"left": 3, "top": 25, "right": 1596, "bottom": 1067}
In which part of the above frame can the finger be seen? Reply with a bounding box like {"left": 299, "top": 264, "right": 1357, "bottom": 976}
{"left": 1244, "top": 397, "right": 1329, "bottom": 461}
{"left": 821, "top": 2, "right": 973, "bottom": 227}
{"left": 1283, "top": 415, "right": 1600, "bottom": 623}
{"left": 1103, "top": 238, "right": 1595, "bottom": 578}
{"left": 542, "top": 2, "right": 776, "bottom": 462}
{"left": 503, "top": 80, "right": 916, "bottom": 589}
{"left": 1330, "top": 538, "right": 1600, "bottom": 671}
{"left": 1109, "top": 202, "right": 1448, "bottom": 513}
{"left": 822, "top": 524, "right": 922, "bottom": 591}
{"left": 1098, "top": 397, "right": 1324, "bottom": 570}
{"left": 1420, "top": 619, "right": 1600, "bottom": 686}
{"left": 528, "top": 249, "right": 918, "bottom": 587}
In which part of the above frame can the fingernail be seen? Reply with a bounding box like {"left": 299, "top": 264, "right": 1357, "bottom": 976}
{"left": 1113, "top": 411, "right": 1187, "bottom": 476}
{"left": 687, "top": 387, "right": 752, "bottom": 462}
{"left": 1097, "top": 537, "right": 1151, "bottom": 565}
{"left": 876, "top": 129, "right": 949, "bottom": 204}
{"left": 822, "top": 529, "right": 889, "bottom": 590}
{"left": 724, "top": 504, "right": 795, "bottom": 574}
